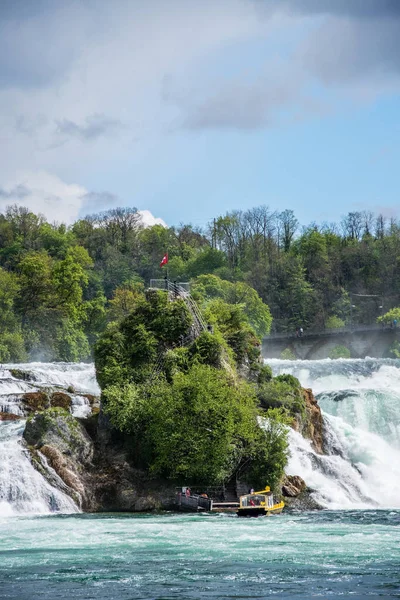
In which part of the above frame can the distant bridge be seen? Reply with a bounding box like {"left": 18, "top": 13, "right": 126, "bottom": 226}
{"left": 262, "top": 324, "right": 400, "bottom": 360}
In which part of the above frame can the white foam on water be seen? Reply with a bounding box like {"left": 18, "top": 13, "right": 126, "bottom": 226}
{"left": 2, "top": 362, "right": 100, "bottom": 395}
{"left": 268, "top": 358, "right": 400, "bottom": 509}
{"left": 0, "top": 420, "right": 78, "bottom": 516}
{"left": 70, "top": 395, "right": 91, "bottom": 418}
{"left": 0, "top": 362, "right": 99, "bottom": 516}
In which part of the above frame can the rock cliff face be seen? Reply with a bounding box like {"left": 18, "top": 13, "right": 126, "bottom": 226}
{"left": 292, "top": 388, "right": 324, "bottom": 454}
{"left": 23, "top": 408, "right": 176, "bottom": 512}
{"left": 281, "top": 475, "right": 322, "bottom": 510}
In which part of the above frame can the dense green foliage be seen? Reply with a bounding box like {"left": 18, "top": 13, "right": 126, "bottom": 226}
{"left": 0, "top": 202, "right": 396, "bottom": 361}
{"left": 377, "top": 307, "right": 400, "bottom": 326}
{"left": 191, "top": 275, "right": 272, "bottom": 336}
{"left": 96, "top": 289, "right": 291, "bottom": 490}
{"left": 95, "top": 289, "right": 193, "bottom": 387}
{"left": 256, "top": 374, "right": 306, "bottom": 420}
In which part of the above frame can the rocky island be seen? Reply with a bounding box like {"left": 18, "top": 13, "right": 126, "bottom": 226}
{"left": 17, "top": 284, "right": 326, "bottom": 513}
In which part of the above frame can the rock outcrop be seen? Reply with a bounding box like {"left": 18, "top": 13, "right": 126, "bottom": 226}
{"left": 282, "top": 474, "right": 306, "bottom": 497}
{"left": 24, "top": 408, "right": 94, "bottom": 508}
{"left": 0, "top": 412, "right": 22, "bottom": 421}
{"left": 281, "top": 475, "right": 323, "bottom": 511}
{"left": 23, "top": 408, "right": 176, "bottom": 512}
{"left": 292, "top": 388, "right": 324, "bottom": 454}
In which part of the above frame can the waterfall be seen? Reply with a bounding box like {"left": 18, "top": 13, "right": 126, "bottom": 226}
{"left": 269, "top": 358, "right": 400, "bottom": 509}
{"left": 0, "top": 362, "right": 99, "bottom": 516}
{"left": 0, "top": 420, "right": 79, "bottom": 516}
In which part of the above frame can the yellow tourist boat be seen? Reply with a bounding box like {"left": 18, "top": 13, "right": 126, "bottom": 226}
{"left": 237, "top": 487, "right": 284, "bottom": 517}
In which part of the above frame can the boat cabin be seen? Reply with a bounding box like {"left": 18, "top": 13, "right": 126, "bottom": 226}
{"left": 237, "top": 487, "right": 284, "bottom": 517}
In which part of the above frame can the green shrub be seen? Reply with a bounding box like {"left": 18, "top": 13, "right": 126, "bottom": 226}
{"left": 280, "top": 347, "right": 296, "bottom": 360}
{"left": 203, "top": 299, "right": 261, "bottom": 368}
{"left": 325, "top": 315, "right": 345, "bottom": 329}
{"left": 0, "top": 332, "right": 27, "bottom": 362}
{"left": 192, "top": 274, "right": 272, "bottom": 336}
{"left": 164, "top": 347, "right": 190, "bottom": 381}
{"left": 377, "top": 307, "right": 400, "bottom": 326}
{"left": 244, "top": 408, "right": 290, "bottom": 492}
{"left": 257, "top": 378, "right": 306, "bottom": 419}
{"left": 390, "top": 341, "right": 400, "bottom": 358}
{"left": 104, "top": 363, "right": 290, "bottom": 489}
{"left": 96, "top": 290, "right": 193, "bottom": 386}
{"left": 275, "top": 373, "right": 301, "bottom": 389}
{"left": 329, "top": 345, "right": 351, "bottom": 359}
{"left": 54, "top": 321, "right": 90, "bottom": 362}
{"left": 257, "top": 364, "right": 273, "bottom": 385}
{"left": 189, "top": 330, "right": 225, "bottom": 368}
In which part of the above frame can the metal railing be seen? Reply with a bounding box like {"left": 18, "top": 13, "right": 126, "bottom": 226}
{"left": 166, "top": 281, "right": 207, "bottom": 336}
{"left": 149, "top": 279, "right": 190, "bottom": 292}
{"left": 264, "top": 323, "right": 397, "bottom": 341}
{"left": 147, "top": 279, "right": 209, "bottom": 382}
{"left": 175, "top": 492, "right": 212, "bottom": 511}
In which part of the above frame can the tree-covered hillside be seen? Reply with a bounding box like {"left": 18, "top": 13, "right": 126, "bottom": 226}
{"left": 0, "top": 204, "right": 398, "bottom": 361}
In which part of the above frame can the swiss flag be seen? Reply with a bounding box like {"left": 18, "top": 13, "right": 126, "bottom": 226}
{"left": 160, "top": 253, "right": 168, "bottom": 267}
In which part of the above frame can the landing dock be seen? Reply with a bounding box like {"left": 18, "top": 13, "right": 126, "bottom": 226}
{"left": 175, "top": 489, "right": 239, "bottom": 513}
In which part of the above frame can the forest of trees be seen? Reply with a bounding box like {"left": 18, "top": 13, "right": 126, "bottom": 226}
{"left": 0, "top": 203, "right": 399, "bottom": 362}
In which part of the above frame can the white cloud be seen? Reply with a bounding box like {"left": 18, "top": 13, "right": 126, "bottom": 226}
{"left": 138, "top": 209, "right": 167, "bottom": 228}
{"left": 0, "top": 171, "right": 166, "bottom": 227}
{"left": 0, "top": 171, "right": 86, "bottom": 224}
{"left": 0, "top": 0, "right": 399, "bottom": 216}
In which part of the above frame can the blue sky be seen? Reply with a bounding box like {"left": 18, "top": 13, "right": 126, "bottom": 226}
{"left": 0, "top": 0, "right": 399, "bottom": 228}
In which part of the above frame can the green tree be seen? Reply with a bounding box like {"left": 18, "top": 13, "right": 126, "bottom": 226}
{"left": 378, "top": 307, "right": 400, "bottom": 326}
{"left": 193, "top": 274, "right": 272, "bottom": 336}
{"left": 52, "top": 246, "right": 92, "bottom": 320}
{"left": 103, "top": 363, "right": 287, "bottom": 488}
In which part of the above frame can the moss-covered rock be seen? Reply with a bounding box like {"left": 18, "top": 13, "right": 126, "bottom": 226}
{"left": 24, "top": 407, "right": 93, "bottom": 462}
{"left": 10, "top": 368, "right": 37, "bottom": 382}
{"left": 0, "top": 412, "right": 22, "bottom": 421}
{"left": 22, "top": 392, "right": 49, "bottom": 412}
{"left": 50, "top": 392, "right": 72, "bottom": 410}
{"left": 83, "top": 394, "right": 97, "bottom": 405}
{"left": 23, "top": 408, "right": 95, "bottom": 509}
{"left": 292, "top": 388, "right": 324, "bottom": 454}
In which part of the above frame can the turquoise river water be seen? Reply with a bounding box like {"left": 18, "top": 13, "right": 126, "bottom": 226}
{"left": 1, "top": 511, "right": 400, "bottom": 599}
{"left": 1, "top": 359, "right": 400, "bottom": 598}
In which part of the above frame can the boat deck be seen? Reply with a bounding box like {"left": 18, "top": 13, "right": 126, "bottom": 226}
{"left": 211, "top": 501, "right": 239, "bottom": 512}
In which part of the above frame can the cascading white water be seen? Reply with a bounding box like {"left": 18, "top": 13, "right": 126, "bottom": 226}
{"left": 0, "top": 362, "right": 100, "bottom": 516}
{"left": 0, "top": 420, "right": 79, "bottom": 516}
{"left": 268, "top": 358, "right": 400, "bottom": 509}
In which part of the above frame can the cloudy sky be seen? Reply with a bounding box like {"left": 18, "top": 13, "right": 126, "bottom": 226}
{"left": 0, "top": 0, "right": 399, "bottom": 227}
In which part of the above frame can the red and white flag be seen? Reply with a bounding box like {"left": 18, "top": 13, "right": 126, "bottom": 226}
{"left": 160, "top": 253, "right": 168, "bottom": 267}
